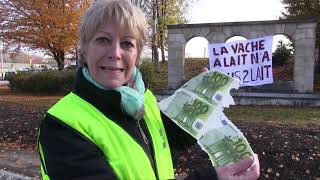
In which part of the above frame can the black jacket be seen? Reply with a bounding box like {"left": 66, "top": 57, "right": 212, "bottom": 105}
{"left": 39, "top": 68, "right": 217, "bottom": 180}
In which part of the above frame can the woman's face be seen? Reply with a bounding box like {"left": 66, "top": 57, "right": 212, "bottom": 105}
{"left": 84, "top": 21, "right": 138, "bottom": 89}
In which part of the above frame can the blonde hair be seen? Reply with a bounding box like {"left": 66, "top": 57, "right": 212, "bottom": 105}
{"left": 79, "top": 0, "right": 147, "bottom": 66}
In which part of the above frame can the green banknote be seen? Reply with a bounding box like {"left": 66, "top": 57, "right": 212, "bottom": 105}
{"left": 181, "top": 70, "right": 239, "bottom": 107}
{"left": 158, "top": 69, "right": 254, "bottom": 167}
{"left": 161, "top": 90, "right": 217, "bottom": 138}
{"left": 197, "top": 115, "right": 253, "bottom": 167}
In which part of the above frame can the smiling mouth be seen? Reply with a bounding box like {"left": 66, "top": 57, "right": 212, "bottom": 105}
{"left": 100, "top": 66, "right": 124, "bottom": 72}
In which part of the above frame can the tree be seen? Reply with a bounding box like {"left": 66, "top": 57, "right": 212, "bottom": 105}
{"left": 131, "top": 0, "right": 152, "bottom": 13}
{"left": 281, "top": 0, "right": 320, "bottom": 19}
{"left": 0, "top": 0, "right": 92, "bottom": 70}
{"left": 157, "top": 0, "right": 189, "bottom": 63}
{"left": 272, "top": 40, "right": 293, "bottom": 67}
{"left": 281, "top": 0, "right": 320, "bottom": 71}
{"left": 152, "top": 0, "right": 192, "bottom": 72}
{"left": 131, "top": 0, "right": 193, "bottom": 72}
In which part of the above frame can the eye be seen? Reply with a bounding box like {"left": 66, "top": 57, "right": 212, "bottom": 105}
{"left": 121, "top": 41, "right": 135, "bottom": 49}
{"left": 95, "top": 37, "right": 110, "bottom": 45}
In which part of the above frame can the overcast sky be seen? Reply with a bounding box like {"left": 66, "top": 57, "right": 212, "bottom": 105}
{"left": 26, "top": 0, "right": 287, "bottom": 59}
{"left": 185, "top": 0, "right": 287, "bottom": 57}
{"left": 188, "top": 0, "right": 285, "bottom": 23}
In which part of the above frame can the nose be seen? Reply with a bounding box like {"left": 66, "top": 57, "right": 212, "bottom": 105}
{"left": 109, "top": 41, "right": 121, "bottom": 60}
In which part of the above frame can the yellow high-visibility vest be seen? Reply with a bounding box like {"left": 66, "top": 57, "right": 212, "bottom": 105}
{"left": 38, "top": 89, "right": 174, "bottom": 180}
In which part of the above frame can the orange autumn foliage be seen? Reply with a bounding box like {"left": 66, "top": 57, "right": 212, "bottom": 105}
{"left": 0, "top": 0, "right": 92, "bottom": 70}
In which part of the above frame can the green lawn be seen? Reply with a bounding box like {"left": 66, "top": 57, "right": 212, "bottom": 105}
{"left": 1, "top": 60, "right": 319, "bottom": 126}
{"left": 225, "top": 105, "right": 320, "bottom": 126}
{"left": 1, "top": 95, "right": 319, "bottom": 126}
{"left": 0, "top": 95, "right": 61, "bottom": 109}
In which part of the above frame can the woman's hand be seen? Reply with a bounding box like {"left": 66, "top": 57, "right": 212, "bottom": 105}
{"left": 215, "top": 154, "right": 260, "bottom": 180}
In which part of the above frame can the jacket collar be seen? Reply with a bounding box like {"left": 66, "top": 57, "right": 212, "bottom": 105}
{"left": 72, "top": 67, "right": 124, "bottom": 118}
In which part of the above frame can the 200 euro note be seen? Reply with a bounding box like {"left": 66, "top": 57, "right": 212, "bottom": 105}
{"left": 158, "top": 69, "right": 254, "bottom": 167}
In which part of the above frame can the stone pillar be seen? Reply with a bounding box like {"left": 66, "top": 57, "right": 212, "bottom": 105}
{"left": 167, "top": 31, "right": 186, "bottom": 89}
{"left": 293, "top": 23, "right": 317, "bottom": 93}
{"left": 294, "top": 39, "right": 315, "bottom": 93}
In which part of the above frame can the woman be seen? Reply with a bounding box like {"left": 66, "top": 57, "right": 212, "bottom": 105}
{"left": 38, "top": 0, "right": 260, "bottom": 179}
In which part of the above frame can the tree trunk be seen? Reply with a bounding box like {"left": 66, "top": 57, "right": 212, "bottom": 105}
{"left": 52, "top": 50, "right": 65, "bottom": 70}
{"left": 151, "top": 0, "right": 160, "bottom": 72}
{"left": 152, "top": 44, "right": 160, "bottom": 72}
{"left": 159, "top": 30, "right": 166, "bottom": 63}
{"left": 75, "top": 47, "right": 78, "bottom": 61}
{"left": 75, "top": 47, "right": 79, "bottom": 67}
{"left": 318, "top": 47, "right": 320, "bottom": 73}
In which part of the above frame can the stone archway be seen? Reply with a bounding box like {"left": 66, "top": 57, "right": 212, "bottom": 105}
{"left": 167, "top": 19, "right": 319, "bottom": 93}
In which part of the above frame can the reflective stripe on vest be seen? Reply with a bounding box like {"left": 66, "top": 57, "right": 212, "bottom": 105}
{"left": 40, "top": 89, "right": 174, "bottom": 180}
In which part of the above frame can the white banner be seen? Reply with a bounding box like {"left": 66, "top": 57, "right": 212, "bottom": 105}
{"left": 209, "top": 36, "right": 273, "bottom": 87}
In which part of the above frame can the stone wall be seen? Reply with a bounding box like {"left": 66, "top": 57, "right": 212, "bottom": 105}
{"left": 167, "top": 19, "right": 319, "bottom": 93}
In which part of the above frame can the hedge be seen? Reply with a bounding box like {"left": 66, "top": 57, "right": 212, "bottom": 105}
{"left": 8, "top": 70, "right": 76, "bottom": 94}
{"left": 8, "top": 61, "right": 160, "bottom": 94}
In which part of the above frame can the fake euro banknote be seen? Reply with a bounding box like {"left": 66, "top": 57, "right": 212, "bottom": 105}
{"left": 180, "top": 70, "right": 240, "bottom": 107}
{"left": 158, "top": 69, "right": 253, "bottom": 167}
{"left": 197, "top": 113, "right": 253, "bottom": 167}
{"left": 158, "top": 70, "right": 239, "bottom": 138}
{"left": 160, "top": 90, "right": 225, "bottom": 138}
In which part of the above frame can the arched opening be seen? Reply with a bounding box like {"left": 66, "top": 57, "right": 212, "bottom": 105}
{"left": 224, "top": 35, "right": 295, "bottom": 93}
{"left": 225, "top": 36, "right": 247, "bottom": 43}
{"left": 185, "top": 37, "right": 209, "bottom": 58}
{"left": 184, "top": 36, "right": 209, "bottom": 80}
{"left": 272, "top": 34, "right": 294, "bottom": 85}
